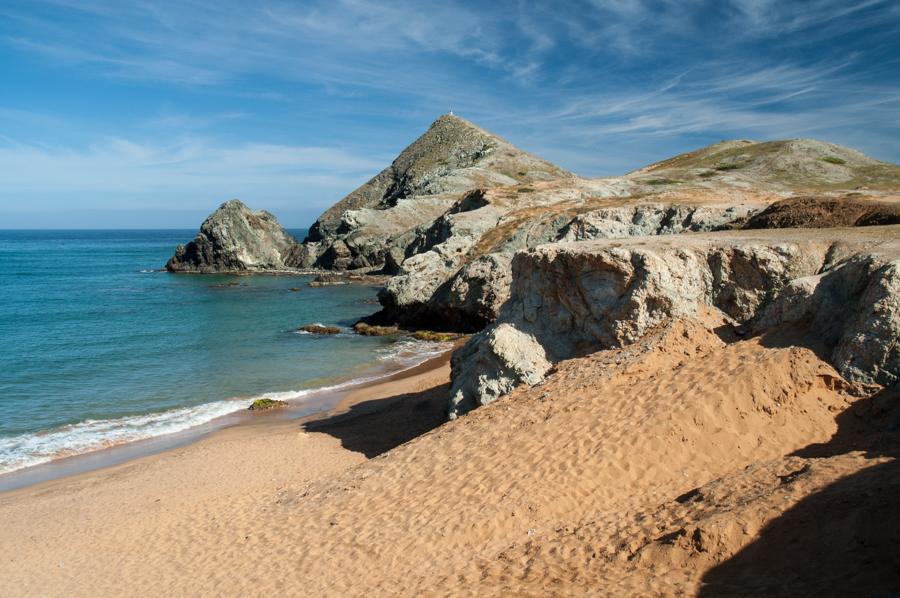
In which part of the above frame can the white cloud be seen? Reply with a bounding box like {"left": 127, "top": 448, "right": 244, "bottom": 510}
{"left": 0, "top": 136, "right": 385, "bottom": 212}
{"left": 0, "top": 0, "right": 897, "bottom": 184}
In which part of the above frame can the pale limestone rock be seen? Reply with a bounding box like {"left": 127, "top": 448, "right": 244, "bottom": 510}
{"left": 754, "top": 254, "right": 900, "bottom": 387}
{"left": 447, "top": 229, "right": 900, "bottom": 417}
{"left": 166, "top": 200, "right": 298, "bottom": 273}
{"left": 379, "top": 203, "right": 755, "bottom": 330}
{"left": 449, "top": 231, "right": 884, "bottom": 415}
{"left": 448, "top": 323, "right": 552, "bottom": 418}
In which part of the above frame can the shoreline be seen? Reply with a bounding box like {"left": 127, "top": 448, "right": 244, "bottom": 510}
{"left": 0, "top": 347, "right": 454, "bottom": 495}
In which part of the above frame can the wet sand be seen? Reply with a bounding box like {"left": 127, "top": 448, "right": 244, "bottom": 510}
{"left": 0, "top": 349, "right": 453, "bottom": 494}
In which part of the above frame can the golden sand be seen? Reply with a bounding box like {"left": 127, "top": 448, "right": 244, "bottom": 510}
{"left": 1, "top": 317, "right": 897, "bottom": 597}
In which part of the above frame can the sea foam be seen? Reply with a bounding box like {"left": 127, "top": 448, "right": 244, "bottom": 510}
{"left": 0, "top": 339, "right": 453, "bottom": 476}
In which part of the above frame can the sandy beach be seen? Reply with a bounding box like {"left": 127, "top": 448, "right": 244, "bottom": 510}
{"left": 0, "top": 350, "right": 453, "bottom": 595}
{"left": 2, "top": 312, "right": 897, "bottom": 597}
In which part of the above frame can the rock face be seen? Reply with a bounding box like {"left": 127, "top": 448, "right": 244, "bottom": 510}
{"left": 172, "top": 118, "right": 898, "bottom": 351}
{"left": 378, "top": 200, "right": 756, "bottom": 331}
{"left": 166, "top": 200, "right": 299, "bottom": 273}
{"left": 448, "top": 227, "right": 900, "bottom": 417}
{"left": 299, "top": 114, "right": 572, "bottom": 270}
{"left": 753, "top": 253, "right": 900, "bottom": 387}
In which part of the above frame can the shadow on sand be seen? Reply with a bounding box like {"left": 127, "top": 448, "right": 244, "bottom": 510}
{"left": 698, "top": 383, "right": 900, "bottom": 597}
{"left": 302, "top": 383, "right": 450, "bottom": 458}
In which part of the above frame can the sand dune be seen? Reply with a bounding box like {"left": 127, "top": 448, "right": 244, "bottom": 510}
{"left": 2, "top": 308, "right": 896, "bottom": 596}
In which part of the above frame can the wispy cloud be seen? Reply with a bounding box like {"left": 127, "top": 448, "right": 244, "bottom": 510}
{"left": 0, "top": 0, "right": 897, "bottom": 224}
{"left": 0, "top": 135, "right": 385, "bottom": 216}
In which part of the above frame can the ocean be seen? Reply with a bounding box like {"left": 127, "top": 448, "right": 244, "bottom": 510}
{"left": 0, "top": 230, "right": 446, "bottom": 476}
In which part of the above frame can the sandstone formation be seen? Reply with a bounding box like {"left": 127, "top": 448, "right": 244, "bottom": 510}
{"left": 448, "top": 226, "right": 900, "bottom": 417}
{"left": 166, "top": 200, "right": 299, "bottom": 273}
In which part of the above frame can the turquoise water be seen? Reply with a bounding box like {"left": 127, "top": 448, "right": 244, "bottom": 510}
{"left": 0, "top": 230, "right": 442, "bottom": 474}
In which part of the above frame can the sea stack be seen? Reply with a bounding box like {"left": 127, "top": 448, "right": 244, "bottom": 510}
{"left": 166, "top": 199, "right": 299, "bottom": 273}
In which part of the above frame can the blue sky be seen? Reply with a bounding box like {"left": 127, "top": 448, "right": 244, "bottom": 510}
{"left": 1, "top": 0, "right": 898, "bottom": 228}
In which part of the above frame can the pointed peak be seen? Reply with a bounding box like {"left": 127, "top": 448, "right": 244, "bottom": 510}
{"left": 306, "top": 113, "right": 571, "bottom": 241}
{"left": 428, "top": 112, "right": 488, "bottom": 134}
{"left": 435, "top": 111, "right": 463, "bottom": 121}
{"left": 435, "top": 111, "right": 467, "bottom": 121}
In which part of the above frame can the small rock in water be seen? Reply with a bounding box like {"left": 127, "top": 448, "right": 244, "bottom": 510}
{"left": 248, "top": 398, "right": 288, "bottom": 411}
{"left": 308, "top": 279, "right": 348, "bottom": 287}
{"left": 299, "top": 324, "right": 341, "bottom": 335}
{"left": 411, "top": 330, "right": 462, "bottom": 342}
{"left": 209, "top": 281, "right": 246, "bottom": 288}
{"left": 353, "top": 322, "right": 400, "bottom": 336}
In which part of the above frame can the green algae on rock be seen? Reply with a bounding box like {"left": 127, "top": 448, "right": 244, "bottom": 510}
{"left": 248, "top": 398, "right": 288, "bottom": 411}
{"left": 300, "top": 324, "right": 342, "bottom": 335}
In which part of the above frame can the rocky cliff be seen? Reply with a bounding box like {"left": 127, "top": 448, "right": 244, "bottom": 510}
{"left": 448, "top": 226, "right": 900, "bottom": 417}
{"left": 376, "top": 192, "right": 757, "bottom": 331}
{"left": 352, "top": 130, "right": 899, "bottom": 332}
{"left": 166, "top": 199, "right": 299, "bottom": 273}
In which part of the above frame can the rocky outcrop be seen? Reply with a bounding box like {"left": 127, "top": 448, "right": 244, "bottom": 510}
{"left": 367, "top": 138, "right": 896, "bottom": 334}
{"left": 166, "top": 200, "right": 299, "bottom": 273}
{"left": 378, "top": 202, "right": 756, "bottom": 331}
{"left": 753, "top": 252, "right": 900, "bottom": 387}
{"left": 298, "top": 114, "right": 572, "bottom": 270}
{"left": 558, "top": 204, "right": 748, "bottom": 241}
{"left": 171, "top": 118, "right": 898, "bottom": 361}
{"left": 448, "top": 227, "right": 900, "bottom": 417}
{"left": 361, "top": 136, "right": 897, "bottom": 332}
{"left": 247, "top": 398, "right": 288, "bottom": 411}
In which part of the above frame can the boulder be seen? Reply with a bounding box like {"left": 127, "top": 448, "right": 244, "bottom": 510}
{"left": 248, "top": 398, "right": 288, "bottom": 411}
{"left": 299, "top": 325, "right": 342, "bottom": 335}
{"left": 448, "top": 323, "right": 552, "bottom": 418}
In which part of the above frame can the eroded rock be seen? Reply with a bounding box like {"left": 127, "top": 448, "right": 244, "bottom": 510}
{"left": 448, "top": 228, "right": 900, "bottom": 417}
{"left": 379, "top": 203, "right": 756, "bottom": 331}
{"left": 167, "top": 200, "right": 298, "bottom": 273}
